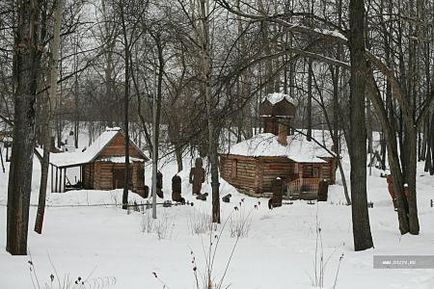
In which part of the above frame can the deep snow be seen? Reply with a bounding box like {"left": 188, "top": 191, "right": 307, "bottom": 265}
{"left": 1, "top": 131, "right": 433, "bottom": 289}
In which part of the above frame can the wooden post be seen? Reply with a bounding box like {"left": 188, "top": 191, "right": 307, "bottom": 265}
{"left": 62, "top": 168, "right": 66, "bottom": 192}
{"left": 61, "top": 168, "right": 64, "bottom": 192}
{"left": 57, "top": 168, "right": 62, "bottom": 193}
{"left": 59, "top": 168, "right": 62, "bottom": 193}
{"left": 50, "top": 165, "right": 54, "bottom": 192}
{"left": 0, "top": 143, "right": 5, "bottom": 172}
{"left": 55, "top": 167, "right": 58, "bottom": 193}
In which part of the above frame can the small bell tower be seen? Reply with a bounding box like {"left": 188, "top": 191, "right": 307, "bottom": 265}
{"left": 259, "top": 93, "right": 296, "bottom": 145}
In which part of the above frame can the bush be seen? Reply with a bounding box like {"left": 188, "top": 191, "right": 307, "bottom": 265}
{"left": 229, "top": 199, "right": 258, "bottom": 238}
{"left": 187, "top": 210, "right": 212, "bottom": 235}
{"left": 28, "top": 258, "right": 116, "bottom": 289}
{"left": 310, "top": 208, "right": 344, "bottom": 289}
{"left": 140, "top": 211, "right": 174, "bottom": 240}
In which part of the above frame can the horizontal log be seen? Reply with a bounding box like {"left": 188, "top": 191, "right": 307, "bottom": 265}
{"left": 228, "top": 174, "right": 256, "bottom": 181}
{"left": 221, "top": 160, "right": 256, "bottom": 167}
{"left": 220, "top": 154, "right": 257, "bottom": 161}
{"left": 226, "top": 182, "right": 257, "bottom": 190}
{"left": 232, "top": 174, "right": 255, "bottom": 180}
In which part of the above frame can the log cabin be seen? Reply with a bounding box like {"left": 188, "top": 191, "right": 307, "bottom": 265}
{"left": 220, "top": 93, "right": 337, "bottom": 199}
{"left": 48, "top": 127, "right": 149, "bottom": 197}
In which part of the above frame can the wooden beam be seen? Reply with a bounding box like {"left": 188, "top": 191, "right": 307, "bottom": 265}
{"left": 60, "top": 168, "right": 62, "bottom": 193}
{"left": 57, "top": 168, "right": 60, "bottom": 192}
{"left": 55, "top": 167, "right": 58, "bottom": 193}
{"left": 62, "top": 168, "right": 66, "bottom": 193}
{"left": 51, "top": 165, "right": 54, "bottom": 192}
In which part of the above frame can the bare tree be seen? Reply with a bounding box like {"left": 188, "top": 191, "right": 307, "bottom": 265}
{"left": 348, "top": 0, "right": 373, "bottom": 250}
{"left": 7, "top": 0, "right": 43, "bottom": 255}
{"left": 34, "top": 0, "right": 64, "bottom": 234}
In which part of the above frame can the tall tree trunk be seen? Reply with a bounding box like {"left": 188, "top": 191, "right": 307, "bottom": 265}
{"left": 395, "top": 0, "right": 420, "bottom": 235}
{"left": 34, "top": 111, "right": 50, "bottom": 234}
{"left": 130, "top": 51, "right": 153, "bottom": 159}
{"left": 257, "top": 0, "right": 273, "bottom": 94}
{"left": 7, "top": 0, "right": 41, "bottom": 255}
{"left": 307, "top": 60, "right": 313, "bottom": 141}
{"left": 151, "top": 32, "right": 164, "bottom": 219}
{"left": 430, "top": 112, "right": 434, "bottom": 175}
{"left": 366, "top": 73, "right": 410, "bottom": 234}
{"left": 349, "top": 0, "right": 373, "bottom": 251}
{"left": 403, "top": 126, "right": 420, "bottom": 234}
{"left": 120, "top": 4, "right": 130, "bottom": 210}
{"left": 175, "top": 144, "right": 183, "bottom": 172}
{"left": 331, "top": 64, "right": 341, "bottom": 155}
{"left": 73, "top": 35, "right": 79, "bottom": 149}
{"left": 426, "top": 112, "right": 434, "bottom": 174}
{"left": 198, "top": 0, "right": 220, "bottom": 223}
{"left": 34, "top": 0, "right": 63, "bottom": 234}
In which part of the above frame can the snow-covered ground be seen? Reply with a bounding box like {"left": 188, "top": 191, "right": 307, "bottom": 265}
{"left": 1, "top": 131, "right": 434, "bottom": 289}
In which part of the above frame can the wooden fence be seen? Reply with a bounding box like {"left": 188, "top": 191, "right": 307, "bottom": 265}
{"left": 287, "top": 177, "right": 321, "bottom": 199}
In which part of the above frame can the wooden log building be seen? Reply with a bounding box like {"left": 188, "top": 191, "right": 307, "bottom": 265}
{"left": 48, "top": 127, "right": 149, "bottom": 196}
{"left": 220, "top": 93, "right": 337, "bottom": 199}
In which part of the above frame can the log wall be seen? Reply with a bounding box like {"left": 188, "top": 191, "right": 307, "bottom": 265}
{"left": 94, "top": 162, "right": 115, "bottom": 190}
{"left": 259, "top": 157, "right": 295, "bottom": 193}
{"left": 220, "top": 154, "right": 338, "bottom": 198}
{"left": 99, "top": 134, "right": 144, "bottom": 158}
{"left": 92, "top": 161, "right": 145, "bottom": 192}
{"left": 220, "top": 155, "right": 259, "bottom": 194}
{"left": 74, "top": 131, "right": 147, "bottom": 196}
{"left": 83, "top": 163, "right": 95, "bottom": 189}
{"left": 220, "top": 155, "right": 295, "bottom": 196}
{"left": 83, "top": 161, "right": 145, "bottom": 193}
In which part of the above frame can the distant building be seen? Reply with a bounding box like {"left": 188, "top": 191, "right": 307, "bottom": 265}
{"left": 48, "top": 127, "right": 149, "bottom": 197}
{"left": 220, "top": 93, "right": 337, "bottom": 199}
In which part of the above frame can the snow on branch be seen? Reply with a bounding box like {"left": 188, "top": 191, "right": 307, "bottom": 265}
{"left": 217, "top": 0, "right": 348, "bottom": 43}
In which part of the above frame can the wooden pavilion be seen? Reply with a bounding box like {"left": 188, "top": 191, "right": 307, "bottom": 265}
{"left": 220, "top": 93, "right": 337, "bottom": 199}
{"left": 49, "top": 127, "right": 149, "bottom": 196}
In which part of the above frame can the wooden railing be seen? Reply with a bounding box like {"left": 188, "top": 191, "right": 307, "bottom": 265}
{"left": 287, "top": 177, "right": 321, "bottom": 196}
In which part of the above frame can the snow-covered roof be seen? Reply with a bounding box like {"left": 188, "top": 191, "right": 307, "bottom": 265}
{"left": 265, "top": 92, "right": 296, "bottom": 105}
{"left": 223, "top": 133, "right": 334, "bottom": 163}
{"left": 49, "top": 127, "right": 147, "bottom": 168}
{"left": 99, "top": 156, "right": 145, "bottom": 163}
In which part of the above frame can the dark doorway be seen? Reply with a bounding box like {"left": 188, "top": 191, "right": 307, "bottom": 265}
{"left": 113, "top": 167, "right": 132, "bottom": 189}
